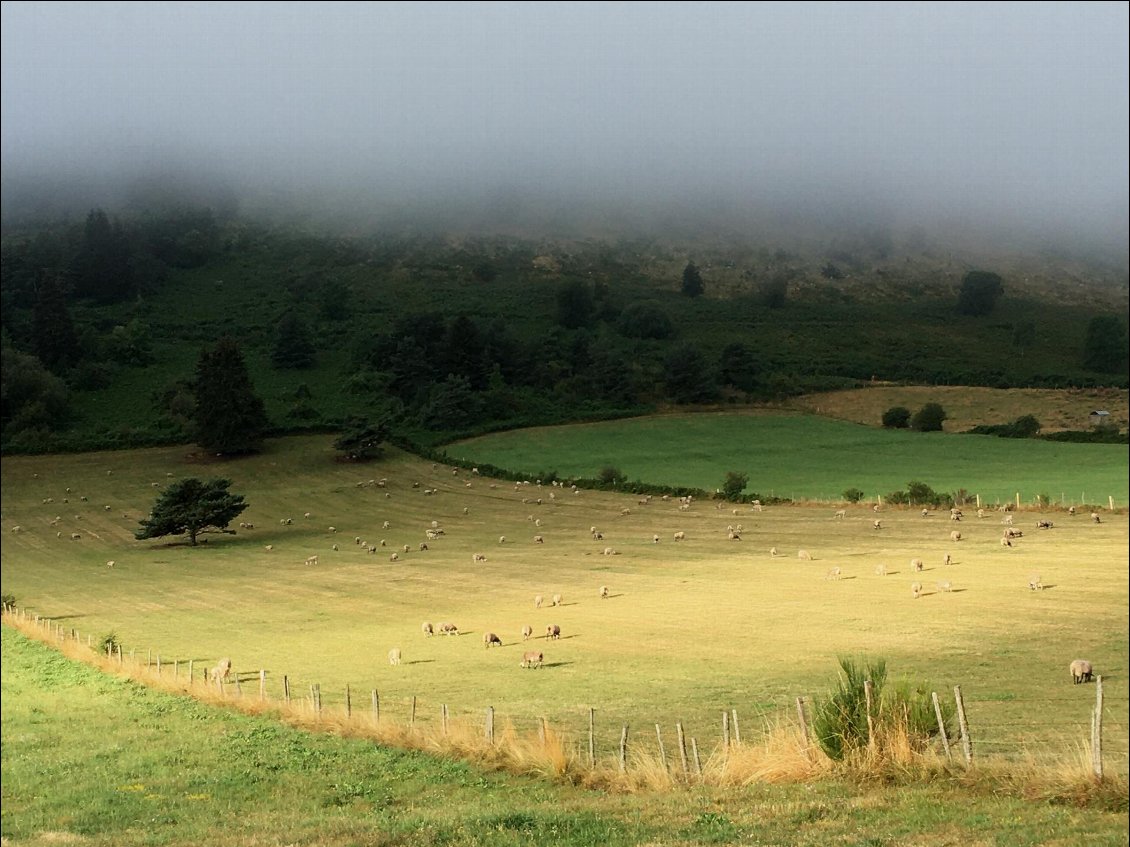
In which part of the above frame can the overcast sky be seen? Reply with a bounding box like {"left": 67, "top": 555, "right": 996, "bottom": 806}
{"left": 2, "top": 1, "right": 1127, "bottom": 245}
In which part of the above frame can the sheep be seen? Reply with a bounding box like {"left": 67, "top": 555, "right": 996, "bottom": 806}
{"left": 70, "top": 533, "right": 81, "bottom": 540}
{"left": 873, "top": 519, "right": 882, "bottom": 530}
{"left": 943, "top": 553, "right": 952, "bottom": 566}
{"left": 425, "top": 529, "right": 440, "bottom": 540}
{"left": 653, "top": 534, "right": 660, "bottom": 544}
{"left": 1003, "top": 527, "right": 1023, "bottom": 538}
{"left": 874, "top": 563, "right": 887, "bottom": 576}
{"left": 976, "top": 508, "right": 985, "bottom": 519}
{"left": 602, "top": 546, "right": 618, "bottom": 556}
{"left": 949, "top": 530, "right": 962, "bottom": 542}
{"left": 521, "top": 650, "right": 544, "bottom": 669}
{"left": 498, "top": 535, "right": 506, "bottom": 544}
{"left": 797, "top": 549, "right": 812, "bottom": 560}
{"left": 911, "top": 558, "right": 924, "bottom": 572}
{"left": 106, "top": 560, "right": 115, "bottom": 568}
{"left": 389, "top": 552, "right": 399, "bottom": 561}
{"left": 1036, "top": 520, "right": 1054, "bottom": 529}
{"left": 751, "top": 500, "right": 763, "bottom": 512}
{"left": 1002, "top": 514, "right": 1014, "bottom": 526}
{"left": 551, "top": 593, "right": 562, "bottom": 607}
{"left": 936, "top": 580, "right": 953, "bottom": 592}
{"left": 950, "top": 508, "right": 963, "bottom": 522}
{"left": 673, "top": 531, "right": 686, "bottom": 541}
{"left": 521, "top": 624, "right": 533, "bottom": 640}
{"left": 382, "top": 520, "right": 391, "bottom": 529}
{"left": 620, "top": 508, "right": 631, "bottom": 516}
{"left": 1000, "top": 537, "right": 1012, "bottom": 548}
{"left": 1068, "top": 506, "right": 1076, "bottom": 516}
{"left": 418, "top": 542, "right": 428, "bottom": 551}
{"left": 833, "top": 509, "right": 846, "bottom": 520}
{"left": 264, "top": 544, "right": 274, "bottom": 551}
{"left": 402, "top": 544, "right": 411, "bottom": 554}
{"left": 770, "top": 547, "right": 780, "bottom": 557}
{"left": 1028, "top": 574, "right": 1043, "bottom": 591}
{"left": 534, "top": 594, "right": 543, "bottom": 608}
{"left": 921, "top": 509, "right": 929, "bottom": 518}
{"left": 10, "top": 525, "right": 21, "bottom": 533}
{"left": 437, "top": 622, "right": 459, "bottom": 636}
{"left": 304, "top": 555, "right": 318, "bottom": 566}
{"left": 545, "top": 624, "right": 561, "bottom": 640}
{"left": 388, "top": 648, "right": 402, "bottom": 666}
{"left": 380, "top": 539, "right": 387, "bottom": 547}
{"left": 355, "top": 536, "right": 362, "bottom": 545}
{"left": 728, "top": 530, "right": 741, "bottom": 541}
{"left": 209, "top": 657, "right": 232, "bottom": 683}
{"left": 600, "top": 585, "right": 609, "bottom": 599}
{"left": 422, "top": 622, "right": 434, "bottom": 637}
{"left": 304, "top": 512, "right": 312, "bottom": 519}
{"left": 1091, "top": 512, "right": 1101, "bottom": 523}
{"left": 534, "top": 518, "right": 542, "bottom": 527}
{"left": 911, "top": 582, "right": 923, "bottom": 599}
{"left": 826, "top": 567, "right": 842, "bottom": 580}
{"left": 533, "top": 534, "right": 545, "bottom": 544}
{"left": 367, "top": 545, "right": 377, "bottom": 554}
{"left": 472, "top": 553, "right": 487, "bottom": 563}
{"left": 1069, "top": 659, "right": 1093, "bottom": 684}
{"left": 328, "top": 526, "right": 336, "bottom": 533}
{"left": 483, "top": 632, "right": 503, "bottom": 648}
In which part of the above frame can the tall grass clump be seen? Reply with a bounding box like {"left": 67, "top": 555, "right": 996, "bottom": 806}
{"left": 812, "top": 656, "right": 952, "bottom": 768}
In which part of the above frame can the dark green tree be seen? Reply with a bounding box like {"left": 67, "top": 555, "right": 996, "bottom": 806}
{"left": 333, "top": 417, "right": 390, "bottom": 461}
{"left": 681, "top": 262, "right": 704, "bottom": 298}
{"left": 721, "top": 471, "right": 749, "bottom": 501}
{"left": 881, "top": 406, "right": 911, "bottom": 428}
{"left": 556, "top": 280, "right": 595, "bottom": 329}
{"left": 108, "top": 318, "right": 154, "bottom": 366}
{"left": 72, "top": 208, "right": 134, "bottom": 303}
{"left": 193, "top": 338, "right": 269, "bottom": 454}
{"left": 663, "top": 343, "right": 718, "bottom": 404}
{"left": 134, "top": 477, "right": 248, "bottom": 546}
{"left": 1082, "top": 315, "right": 1129, "bottom": 373}
{"left": 617, "top": 301, "right": 674, "bottom": 339}
{"left": 1, "top": 346, "right": 70, "bottom": 440}
{"left": 271, "top": 314, "right": 316, "bottom": 369}
{"left": 32, "top": 275, "right": 81, "bottom": 373}
{"left": 419, "top": 374, "right": 483, "bottom": 430}
{"left": 443, "top": 315, "right": 488, "bottom": 389}
{"left": 718, "top": 342, "right": 759, "bottom": 392}
{"left": 911, "top": 403, "right": 947, "bottom": 432}
{"left": 956, "top": 270, "right": 1003, "bottom": 316}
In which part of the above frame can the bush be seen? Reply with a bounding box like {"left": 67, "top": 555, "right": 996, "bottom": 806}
{"left": 885, "top": 480, "right": 955, "bottom": 509}
{"left": 97, "top": 632, "right": 121, "bottom": 655}
{"left": 881, "top": 406, "right": 911, "bottom": 428}
{"left": 911, "top": 403, "right": 947, "bottom": 432}
{"left": 812, "top": 656, "right": 952, "bottom": 762}
{"left": 721, "top": 471, "right": 749, "bottom": 501}
{"left": 1, "top": 593, "right": 15, "bottom": 611}
{"left": 842, "top": 487, "right": 865, "bottom": 503}
{"left": 598, "top": 466, "right": 626, "bottom": 485}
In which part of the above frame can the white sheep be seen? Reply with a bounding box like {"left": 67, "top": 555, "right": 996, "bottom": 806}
{"left": 390, "top": 552, "right": 399, "bottom": 561}
{"left": 304, "top": 555, "right": 318, "bottom": 566}
{"left": 833, "top": 509, "right": 846, "bottom": 520}
{"left": 498, "top": 535, "right": 506, "bottom": 544}
{"left": 911, "top": 557, "right": 924, "bottom": 572}
{"left": 943, "top": 553, "right": 952, "bottom": 566}
{"left": 797, "top": 549, "right": 812, "bottom": 560}
{"left": 472, "top": 553, "right": 487, "bottom": 563}
{"left": 421, "top": 622, "right": 434, "bottom": 636}
{"left": 552, "top": 593, "right": 562, "bottom": 607}
{"left": 936, "top": 580, "right": 953, "bottom": 592}
{"left": 534, "top": 594, "right": 544, "bottom": 608}
{"left": 911, "top": 582, "right": 923, "bottom": 599}
{"left": 600, "top": 585, "right": 609, "bottom": 598}
{"left": 1028, "top": 574, "right": 1043, "bottom": 590}
{"left": 673, "top": 531, "right": 686, "bottom": 541}
{"left": 874, "top": 563, "right": 887, "bottom": 576}
{"left": 521, "top": 624, "right": 533, "bottom": 640}
{"left": 533, "top": 534, "right": 544, "bottom": 544}
{"left": 949, "top": 530, "right": 962, "bottom": 542}
{"left": 826, "top": 567, "right": 842, "bottom": 580}
{"left": 388, "top": 648, "right": 402, "bottom": 666}
{"left": 873, "top": 519, "right": 882, "bottom": 530}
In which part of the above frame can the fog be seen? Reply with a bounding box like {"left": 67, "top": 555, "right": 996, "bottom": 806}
{"left": 2, "top": 1, "right": 1127, "bottom": 254}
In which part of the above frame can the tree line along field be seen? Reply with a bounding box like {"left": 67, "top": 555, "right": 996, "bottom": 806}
{"left": 1, "top": 431, "right": 1126, "bottom": 776}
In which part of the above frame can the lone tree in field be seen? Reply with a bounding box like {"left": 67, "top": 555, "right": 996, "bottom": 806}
{"left": 135, "top": 478, "right": 248, "bottom": 547}
{"left": 333, "top": 417, "right": 390, "bottom": 462}
{"left": 721, "top": 470, "right": 749, "bottom": 501}
{"left": 681, "top": 261, "right": 704, "bottom": 298}
{"left": 193, "top": 338, "right": 269, "bottom": 455}
{"left": 911, "top": 403, "right": 947, "bottom": 432}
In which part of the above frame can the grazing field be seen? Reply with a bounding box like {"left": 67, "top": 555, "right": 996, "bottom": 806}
{"left": 2, "top": 433, "right": 1127, "bottom": 780}
{"left": 450, "top": 411, "right": 1129, "bottom": 504}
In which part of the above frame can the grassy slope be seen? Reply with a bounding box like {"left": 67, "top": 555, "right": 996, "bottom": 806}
{"left": 450, "top": 411, "right": 1129, "bottom": 504}
{"left": 2, "top": 434, "right": 1126, "bottom": 772}
{"left": 4, "top": 626, "right": 1128, "bottom": 847}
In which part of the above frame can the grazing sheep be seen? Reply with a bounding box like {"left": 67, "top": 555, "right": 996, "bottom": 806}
{"left": 652, "top": 534, "right": 660, "bottom": 543}
{"left": 418, "top": 542, "right": 428, "bottom": 551}
{"left": 1002, "top": 514, "right": 1014, "bottom": 526}
{"left": 602, "top": 546, "right": 618, "bottom": 556}
{"left": 1000, "top": 536, "right": 1013, "bottom": 548}
{"left": 977, "top": 508, "right": 986, "bottom": 519}
{"left": 728, "top": 530, "right": 741, "bottom": 541}
{"left": 673, "top": 531, "right": 686, "bottom": 541}
{"left": 533, "top": 534, "right": 544, "bottom": 544}
{"left": 367, "top": 545, "right": 377, "bottom": 554}
{"left": 751, "top": 500, "right": 762, "bottom": 512}
{"left": 1036, "top": 520, "right": 1054, "bottom": 529}
{"left": 380, "top": 539, "right": 387, "bottom": 547}
{"left": 1028, "top": 574, "right": 1043, "bottom": 591}
{"left": 545, "top": 624, "right": 561, "bottom": 640}
{"left": 833, "top": 509, "right": 846, "bottom": 520}
{"left": 534, "top": 595, "right": 543, "bottom": 608}
{"left": 534, "top": 518, "right": 542, "bottom": 527}
{"left": 1068, "top": 506, "right": 1076, "bottom": 516}
{"left": 1003, "top": 527, "right": 1023, "bottom": 539}
{"left": 304, "top": 555, "right": 318, "bottom": 566}
{"left": 911, "top": 582, "right": 923, "bottom": 599}
{"left": 600, "top": 585, "right": 609, "bottom": 599}
{"left": 70, "top": 533, "right": 81, "bottom": 540}
{"left": 936, "top": 580, "right": 953, "bottom": 592}
{"left": 264, "top": 544, "right": 274, "bottom": 551}
{"left": 950, "top": 530, "right": 962, "bottom": 542}
{"left": 472, "top": 552, "right": 487, "bottom": 563}
{"left": 106, "top": 560, "right": 115, "bottom": 568}
{"left": 355, "top": 536, "right": 362, "bottom": 545}
{"left": 871, "top": 519, "right": 882, "bottom": 530}
{"left": 389, "top": 552, "right": 399, "bottom": 561}
{"left": 388, "top": 648, "right": 401, "bottom": 666}
{"left": 499, "top": 535, "right": 506, "bottom": 544}
{"left": 620, "top": 508, "right": 631, "bottom": 516}
{"left": 921, "top": 509, "right": 930, "bottom": 518}
{"left": 521, "top": 650, "right": 544, "bottom": 669}
{"left": 826, "top": 567, "right": 842, "bottom": 580}
{"left": 304, "top": 512, "right": 312, "bottom": 519}
{"left": 552, "top": 593, "right": 562, "bottom": 607}
{"left": 1069, "top": 659, "right": 1093, "bottom": 684}
{"left": 209, "top": 657, "right": 232, "bottom": 683}
{"left": 402, "top": 544, "right": 410, "bottom": 554}
{"left": 950, "top": 509, "right": 963, "bottom": 521}
{"left": 770, "top": 547, "right": 780, "bottom": 557}
{"left": 521, "top": 624, "right": 533, "bottom": 640}
{"left": 328, "top": 526, "right": 336, "bottom": 533}
{"left": 438, "top": 622, "right": 459, "bottom": 636}
{"left": 590, "top": 526, "right": 598, "bottom": 535}
{"left": 421, "top": 622, "right": 434, "bottom": 636}
{"left": 1091, "top": 512, "right": 1101, "bottom": 523}
{"left": 483, "top": 632, "right": 503, "bottom": 648}
{"left": 798, "top": 549, "right": 812, "bottom": 560}
{"left": 11, "top": 525, "right": 21, "bottom": 533}
{"left": 943, "top": 553, "right": 952, "bottom": 566}
{"left": 874, "top": 563, "right": 887, "bottom": 576}
{"left": 911, "top": 558, "right": 924, "bottom": 572}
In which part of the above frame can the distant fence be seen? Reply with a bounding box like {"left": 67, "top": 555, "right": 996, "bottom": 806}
{"left": 5, "top": 605, "right": 1126, "bottom": 782}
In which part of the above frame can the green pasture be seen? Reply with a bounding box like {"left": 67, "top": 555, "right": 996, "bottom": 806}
{"left": 450, "top": 411, "right": 1130, "bottom": 505}
{"left": 7, "top": 630, "right": 1128, "bottom": 847}
{"left": 1, "top": 433, "right": 1126, "bottom": 776}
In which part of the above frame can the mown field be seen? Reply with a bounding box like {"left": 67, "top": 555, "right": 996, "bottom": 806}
{"left": 2, "top": 428, "right": 1127, "bottom": 779}
{"left": 450, "top": 411, "right": 1129, "bottom": 504}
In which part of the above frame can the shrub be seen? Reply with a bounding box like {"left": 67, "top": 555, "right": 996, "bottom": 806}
{"left": 842, "top": 487, "right": 865, "bottom": 503}
{"left": 720, "top": 471, "right": 749, "bottom": 501}
{"left": 98, "top": 632, "right": 121, "bottom": 655}
{"left": 1, "top": 593, "right": 15, "bottom": 611}
{"left": 911, "top": 403, "right": 947, "bottom": 432}
{"left": 881, "top": 406, "right": 911, "bottom": 428}
{"left": 598, "top": 466, "right": 626, "bottom": 485}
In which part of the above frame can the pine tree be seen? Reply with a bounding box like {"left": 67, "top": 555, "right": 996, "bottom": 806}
{"left": 134, "top": 478, "right": 248, "bottom": 546}
{"left": 271, "top": 314, "right": 316, "bottom": 369}
{"left": 32, "top": 275, "right": 80, "bottom": 373}
{"left": 681, "top": 262, "right": 704, "bottom": 298}
{"left": 193, "top": 338, "right": 268, "bottom": 454}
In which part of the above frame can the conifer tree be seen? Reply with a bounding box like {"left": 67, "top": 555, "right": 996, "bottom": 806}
{"left": 193, "top": 338, "right": 268, "bottom": 454}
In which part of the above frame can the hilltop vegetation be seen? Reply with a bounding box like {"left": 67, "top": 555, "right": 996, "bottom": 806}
{"left": 2, "top": 207, "right": 1127, "bottom": 454}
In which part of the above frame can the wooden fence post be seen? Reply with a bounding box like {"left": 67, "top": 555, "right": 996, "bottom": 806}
{"left": 1092, "top": 675, "right": 1104, "bottom": 779}
{"left": 443, "top": 704, "right": 449, "bottom": 736}
{"left": 259, "top": 669, "right": 266, "bottom": 701}
{"left": 371, "top": 689, "right": 379, "bottom": 723}
{"left": 537, "top": 716, "right": 545, "bottom": 747}
{"left": 953, "top": 685, "right": 972, "bottom": 766}
{"left": 931, "top": 691, "right": 951, "bottom": 760}
{"left": 486, "top": 706, "right": 495, "bottom": 745}
{"left": 676, "top": 722, "right": 689, "bottom": 777}
{"left": 234, "top": 676, "right": 242, "bottom": 697}
{"left": 588, "top": 708, "right": 596, "bottom": 766}
{"left": 173, "top": 659, "right": 179, "bottom": 679}
{"left": 796, "top": 697, "right": 811, "bottom": 758}
{"left": 864, "top": 680, "right": 876, "bottom": 752}
{"left": 655, "top": 724, "right": 668, "bottom": 772}
{"left": 283, "top": 675, "right": 291, "bottom": 705}
{"left": 188, "top": 659, "right": 194, "bottom": 683}
{"left": 411, "top": 695, "right": 417, "bottom": 727}
{"left": 618, "top": 725, "right": 628, "bottom": 772}
{"left": 345, "top": 684, "right": 351, "bottom": 718}
{"left": 722, "top": 711, "right": 730, "bottom": 751}
{"left": 731, "top": 709, "right": 741, "bottom": 745}
{"left": 690, "top": 737, "right": 702, "bottom": 777}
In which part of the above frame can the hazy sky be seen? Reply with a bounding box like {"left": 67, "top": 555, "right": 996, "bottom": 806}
{"left": 2, "top": 1, "right": 1127, "bottom": 242}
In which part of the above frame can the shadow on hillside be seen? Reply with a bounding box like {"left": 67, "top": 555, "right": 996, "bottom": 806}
{"left": 541, "top": 661, "right": 572, "bottom": 669}
{"left": 406, "top": 659, "right": 435, "bottom": 665}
